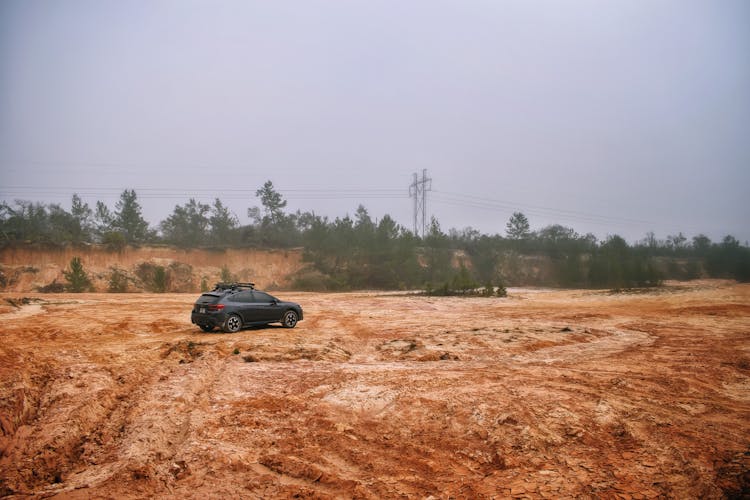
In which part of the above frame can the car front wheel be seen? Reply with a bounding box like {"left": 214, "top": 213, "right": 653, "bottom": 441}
{"left": 199, "top": 324, "right": 213, "bottom": 332}
{"left": 282, "top": 310, "right": 298, "bottom": 328}
{"left": 223, "top": 314, "right": 243, "bottom": 333}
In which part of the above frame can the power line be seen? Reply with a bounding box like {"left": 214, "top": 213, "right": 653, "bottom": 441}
{"left": 0, "top": 186, "right": 407, "bottom": 201}
{"left": 0, "top": 182, "right": 667, "bottom": 232}
{"left": 431, "top": 191, "right": 651, "bottom": 227}
{"left": 0, "top": 186, "right": 405, "bottom": 194}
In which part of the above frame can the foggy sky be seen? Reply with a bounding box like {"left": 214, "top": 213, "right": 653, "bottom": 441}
{"left": 1, "top": 0, "right": 748, "bottom": 243}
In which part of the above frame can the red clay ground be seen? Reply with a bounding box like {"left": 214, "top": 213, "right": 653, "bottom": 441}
{"left": 0, "top": 281, "right": 748, "bottom": 498}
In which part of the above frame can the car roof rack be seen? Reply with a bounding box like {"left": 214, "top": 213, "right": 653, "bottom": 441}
{"left": 213, "top": 282, "right": 255, "bottom": 291}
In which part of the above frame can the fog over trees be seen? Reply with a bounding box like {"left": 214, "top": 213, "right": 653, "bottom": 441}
{"left": 1, "top": 183, "right": 749, "bottom": 289}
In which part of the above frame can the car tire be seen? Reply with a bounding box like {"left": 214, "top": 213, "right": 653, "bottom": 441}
{"left": 223, "top": 314, "right": 243, "bottom": 333}
{"left": 282, "top": 310, "right": 298, "bottom": 328}
{"left": 199, "top": 324, "right": 213, "bottom": 332}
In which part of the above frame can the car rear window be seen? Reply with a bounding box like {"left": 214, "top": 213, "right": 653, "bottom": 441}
{"left": 196, "top": 293, "right": 221, "bottom": 304}
{"left": 253, "top": 292, "right": 274, "bottom": 302}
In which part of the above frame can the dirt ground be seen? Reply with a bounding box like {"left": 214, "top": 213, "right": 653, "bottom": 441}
{"left": 0, "top": 281, "right": 748, "bottom": 499}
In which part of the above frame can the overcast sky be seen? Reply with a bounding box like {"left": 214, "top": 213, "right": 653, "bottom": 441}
{"left": 1, "top": 0, "right": 748, "bottom": 243}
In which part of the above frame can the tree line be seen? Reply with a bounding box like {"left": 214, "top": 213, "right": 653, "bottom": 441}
{"left": 1, "top": 183, "right": 748, "bottom": 289}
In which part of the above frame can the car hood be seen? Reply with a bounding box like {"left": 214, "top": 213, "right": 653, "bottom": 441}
{"left": 277, "top": 300, "right": 301, "bottom": 309}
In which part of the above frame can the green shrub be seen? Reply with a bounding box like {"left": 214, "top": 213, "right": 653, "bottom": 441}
{"left": 64, "top": 256, "right": 92, "bottom": 292}
{"left": 685, "top": 260, "right": 701, "bottom": 280}
{"left": 450, "top": 264, "right": 478, "bottom": 295}
{"left": 167, "top": 262, "right": 194, "bottom": 292}
{"left": 108, "top": 267, "right": 129, "bottom": 292}
{"left": 153, "top": 266, "right": 166, "bottom": 292}
{"left": 290, "top": 269, "right": 338, "bottom": 291}
{"left": 220, "top": 265, "right": 233, "bottom": 283}
{"left": 102, "top": 231, "right": 127, "bottom": 251}
{"left": 136, "top": 262, "right": 168, "bottom": 292}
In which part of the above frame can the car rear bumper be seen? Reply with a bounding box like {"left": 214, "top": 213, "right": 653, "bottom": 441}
{"left": 191, "top": 312, "right": 224, "bottom": 328}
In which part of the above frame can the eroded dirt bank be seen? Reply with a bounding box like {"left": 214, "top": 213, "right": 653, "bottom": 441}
{"left": 0, "top": 281, "right": 748, "bottom": 498}
{"left": 0, "top": 246, "right": 304, "bottom": 292}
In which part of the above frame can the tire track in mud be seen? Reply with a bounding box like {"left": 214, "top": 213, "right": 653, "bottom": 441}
{"left": 212, "top": 364, "right": 472, "bottom": 498}
{"left": 510, "top": 324, "right": 656, "bottom": 365}
{"left": 45, "top": 344, "right": 231, "bottom": 496}
{"left": 211, "top": 357, "right": 602, "bottom": 497}
{"left": 0, "top": 356, "right": 144, "bottom": 495}
{"left": 0, "top": 300, "right": 202, "bottom": 496}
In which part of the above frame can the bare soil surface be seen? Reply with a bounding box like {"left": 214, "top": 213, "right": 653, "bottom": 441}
{"left": 1, "top": 281, "right": 748, "bottom": 498}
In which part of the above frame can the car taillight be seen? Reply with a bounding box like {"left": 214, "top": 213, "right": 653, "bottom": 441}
{"left": 207, "top": 304, "right": 224, "bottom": 311}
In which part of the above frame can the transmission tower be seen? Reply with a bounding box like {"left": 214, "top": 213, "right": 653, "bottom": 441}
{"left": 408, "top": 169, "right": 432, "bottom": 238}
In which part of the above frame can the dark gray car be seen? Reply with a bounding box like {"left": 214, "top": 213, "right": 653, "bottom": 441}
{"left": 190, "top": 283, "right": 303, "bottom": 333}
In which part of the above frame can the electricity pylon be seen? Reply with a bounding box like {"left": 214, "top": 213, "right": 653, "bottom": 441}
{"left": 409, "top": 169, "right": 432, "bottom": 238}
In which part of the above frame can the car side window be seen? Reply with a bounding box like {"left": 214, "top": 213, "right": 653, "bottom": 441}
{"left": 232, "top": 291, "right": 253, "bottom": 303}
{"left": 253, "top": 292, "right": 273, "bottom": 303}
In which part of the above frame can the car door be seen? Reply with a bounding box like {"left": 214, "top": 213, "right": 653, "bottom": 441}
{"left": 252, "top": 291, "right": 282, "bottom": 322}
{"left": 231, "top": 291, "right": 260, "bottom": 322}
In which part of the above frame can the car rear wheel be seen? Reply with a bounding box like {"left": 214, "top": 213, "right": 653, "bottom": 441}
{"left": 282, "top": 310, "right": 298, "bottom": 328}
{"left": 199, "top": 324, "right": 213, "bottom": 332}
{"left": 223, "top": 314, "right": 242, "bottom": 333}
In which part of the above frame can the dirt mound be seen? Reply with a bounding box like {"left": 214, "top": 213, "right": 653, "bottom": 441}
{"left": 0, "top": 282, "right": 748, "bottom": 497}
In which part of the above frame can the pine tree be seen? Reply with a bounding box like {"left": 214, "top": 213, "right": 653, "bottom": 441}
{"left": 506, "top": 212, "right": 530, "bottom": 239}
{"left": 70, "top": 194, "right": 93, "bottom": 243}
{"left": 255, "top": 181, "right": 287, "bottom": 226}
{"left": 64, "top": 257, "right": 92, "bottom": 292}
{"left": 209, "top": 198, "right": 238, "bottom": 245}
{"left": 160, "top": 198, "right": 210, "bottom": 247}
{"left": 114, "top": 189, "right": 150, "bottom": 243}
